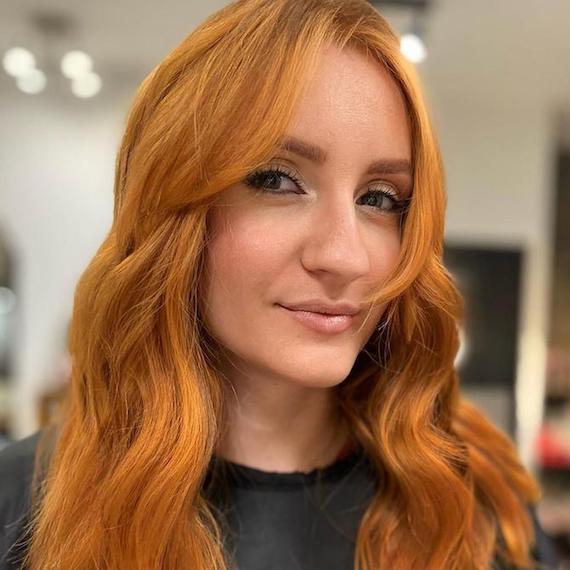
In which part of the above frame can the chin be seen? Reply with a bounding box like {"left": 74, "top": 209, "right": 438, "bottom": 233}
{"left": 281, "top": 360, "right": 355, "bottom": 389}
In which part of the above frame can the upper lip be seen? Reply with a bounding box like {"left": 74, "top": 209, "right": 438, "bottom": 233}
{"left": 279, "top": 300, "right": 361, "bottom": 316}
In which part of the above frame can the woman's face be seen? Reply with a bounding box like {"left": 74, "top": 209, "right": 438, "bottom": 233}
{"left": 202, "top": 45, "right": 412, "bottom": 390}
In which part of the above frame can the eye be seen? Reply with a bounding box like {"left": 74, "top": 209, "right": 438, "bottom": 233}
{"left": 243, "top": 166, "right": 409, "bottom": 215}
{"left": 357, "top": 184, "right": 409, "bottom": 214}
{"left": 244, "top": 166, "right": 304, "bottom": 194}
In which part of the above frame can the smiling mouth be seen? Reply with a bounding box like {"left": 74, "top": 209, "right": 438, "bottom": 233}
{"left": 277, "top": 304, "right": 356, "bottom": 334}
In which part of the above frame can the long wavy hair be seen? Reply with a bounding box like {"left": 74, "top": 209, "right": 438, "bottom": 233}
{"left": 21, "top": 0, "right": 541, "bottom": 568}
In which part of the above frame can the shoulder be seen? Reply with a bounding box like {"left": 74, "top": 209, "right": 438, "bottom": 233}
{"left": 0, "top": 431, "right": 42, "bottom": 478}
{"left": 0, "top": 431, "right": 43, "bottom": 507}
{"left": 0, "top": 431, "right": 43, "bottom": 569}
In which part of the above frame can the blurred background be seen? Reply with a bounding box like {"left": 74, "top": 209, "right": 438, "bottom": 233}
{"left": 0, "top": 0, "right": 568, "bottom": 564}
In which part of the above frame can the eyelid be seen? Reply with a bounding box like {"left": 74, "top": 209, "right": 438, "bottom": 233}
{"left": 368, "top": 180, "right": 400, "bottom": 198}
{"left": 265, "top": 160, "right": 303, "bottom": 180}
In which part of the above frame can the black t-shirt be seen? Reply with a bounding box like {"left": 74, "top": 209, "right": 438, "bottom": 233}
{"left": 0, "top": 431, "right": 560, "bottom": 570}
{"left": 203, "top": 445, "right": 377, "bottom": 569}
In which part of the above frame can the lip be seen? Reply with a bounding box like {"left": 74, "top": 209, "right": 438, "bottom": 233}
{"left": 279, "top": 300, "right": 360, "bottom": 316}
{"left": 277, "top": 304, "right": 356, "bottom": 334}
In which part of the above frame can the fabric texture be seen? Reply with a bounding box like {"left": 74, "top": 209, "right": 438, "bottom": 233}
{"left": 0, "top": 430, "right": 560, "bottom": 570}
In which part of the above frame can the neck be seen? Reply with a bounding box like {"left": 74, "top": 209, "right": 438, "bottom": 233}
{"left": 216, "top": 368, "right": 353, "bottom": 473}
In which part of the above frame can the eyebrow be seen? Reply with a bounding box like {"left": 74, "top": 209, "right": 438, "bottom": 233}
{"left": 278, "top": 136, "right": 413, "bottom": 177}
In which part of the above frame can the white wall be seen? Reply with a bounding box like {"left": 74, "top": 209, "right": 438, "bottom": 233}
{"left": 0, "top": 85, "right": 134, "bottom": 437}
{"left": 432, "top": 94, "right": 557, "bottom": 468}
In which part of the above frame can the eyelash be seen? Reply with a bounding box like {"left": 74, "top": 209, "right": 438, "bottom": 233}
{"left": 244, "top": 165, "right": 409, "bottom": 215}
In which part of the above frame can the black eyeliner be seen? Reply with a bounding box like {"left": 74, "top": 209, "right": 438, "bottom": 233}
{"left": 244, "top": 166, "right": 410, "bottom": 214}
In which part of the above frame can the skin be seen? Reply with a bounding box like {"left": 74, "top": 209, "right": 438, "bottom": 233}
{"left": 201, "top": 44, "right": 412, "bottom": 473}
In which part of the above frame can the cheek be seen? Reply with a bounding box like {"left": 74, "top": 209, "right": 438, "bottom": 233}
{"left": 367, "top": 223, "right": 402, "bottom": 281}
{"left": 210, "top": 211, "right": 282, "bottom": 276}
{"left": 202, "top": 207, "right": 288, "bottom": 324}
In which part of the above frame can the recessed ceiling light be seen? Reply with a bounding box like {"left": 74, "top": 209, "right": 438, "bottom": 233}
{"left": 400, "top": 33, "right": 427, "bottom": 63}
{"left": 16, "top": 68, "right": 47, "bottom": 94}
{"left": 71, "top": 71, "right": 102, "bottom": 98}
{"left": 61, "top": 50, "right": 93, "bottom": 79}
{"left": 3, "top": 47, "right": 36, "bottom": 77}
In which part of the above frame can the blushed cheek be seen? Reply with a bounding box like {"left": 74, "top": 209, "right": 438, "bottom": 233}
{"left": 367, "top": 226, "right": 402, "bottom": 284}
{"left": 203, "top": 208, "right": 281, "bottom": 319}
{"left": 213, "top": 221, "right": 278, "bottom": 284}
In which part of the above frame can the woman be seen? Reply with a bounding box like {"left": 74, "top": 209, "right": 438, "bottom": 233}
{"left": 0, "top": 0, "right": 559, "bottom": 568}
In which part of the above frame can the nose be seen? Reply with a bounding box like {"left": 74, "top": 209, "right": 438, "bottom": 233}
{"left": 300, "top": 191, "right": 370, "bottom": 283}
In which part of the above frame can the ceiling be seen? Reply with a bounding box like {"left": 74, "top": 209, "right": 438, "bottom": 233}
{"left": 1, "top": 0, "right": 569, "bottom": 147}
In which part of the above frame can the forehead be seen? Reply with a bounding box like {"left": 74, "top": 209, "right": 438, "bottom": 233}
{"left": 287, "top": 44, "right": 411, "bottom": 162}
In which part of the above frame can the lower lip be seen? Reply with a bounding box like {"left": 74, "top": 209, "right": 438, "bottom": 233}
{"left": 278, "top": 305, "right": 355, "bottom": 334}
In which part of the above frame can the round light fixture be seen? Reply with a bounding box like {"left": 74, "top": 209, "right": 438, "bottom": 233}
{"left": 400, "top": 33, "right": 427, "bottom": 64}
{"left": 71, "top": 71, "right": 102, "bottom": 98}
{"left": 61, "top": 50, "right": 93, "bottom": 79}
{"left": 2, "top": 47, "right": 36, "bottom": 77}
{"left": 16, "top": 68, "right": 47, "bottom": 94}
